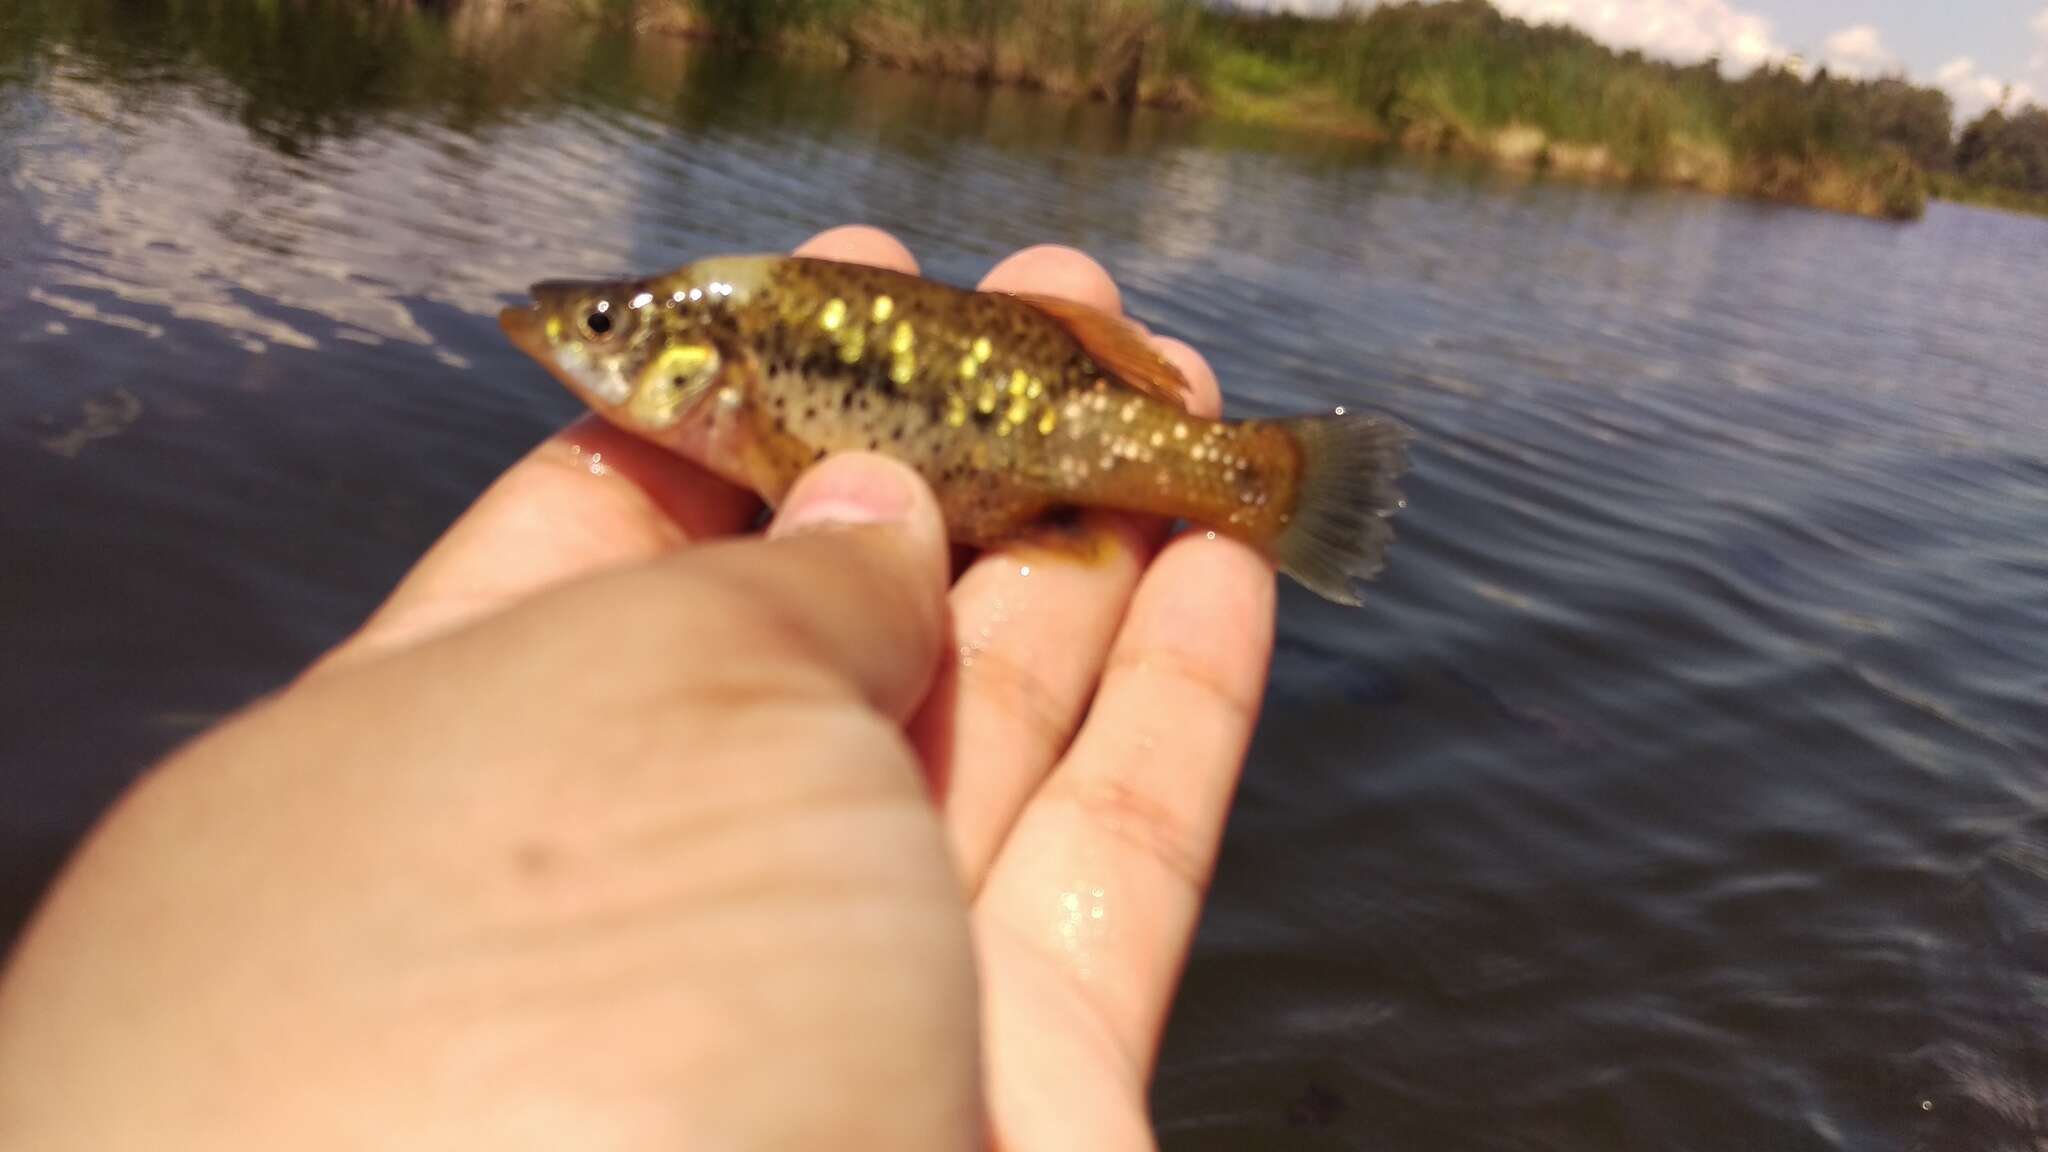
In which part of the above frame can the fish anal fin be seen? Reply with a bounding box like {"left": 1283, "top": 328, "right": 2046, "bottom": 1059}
{"left": 1006, "top": 291, "right": 1191, "bottom": 409}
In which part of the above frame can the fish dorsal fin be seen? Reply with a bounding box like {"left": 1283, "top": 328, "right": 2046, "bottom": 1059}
{"left": 1006, "top": 291, "right": 1192, "bottom": 409}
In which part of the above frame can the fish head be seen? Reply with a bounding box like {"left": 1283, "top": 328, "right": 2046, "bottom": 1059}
{"left": 499, "top": 277, "right": 727, "bottom": 435}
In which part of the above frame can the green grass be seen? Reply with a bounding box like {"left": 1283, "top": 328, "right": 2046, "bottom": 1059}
{"left": 1929, "top": 172, "right": 2048, "bottom": 217}
{"left": 643, "top": 0, "right": 1975, "bottom": 219}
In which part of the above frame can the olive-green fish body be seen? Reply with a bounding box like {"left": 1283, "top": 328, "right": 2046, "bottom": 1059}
{"left": 500, "top": 255, "right": 1406, "bottom": 604}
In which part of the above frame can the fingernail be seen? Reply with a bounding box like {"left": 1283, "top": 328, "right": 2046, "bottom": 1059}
{"left": 769, "top": 455, "right": 916, "bottom": 538}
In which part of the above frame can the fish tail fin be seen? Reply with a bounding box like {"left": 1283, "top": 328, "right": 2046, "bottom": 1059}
{"left": 1269, "top": 411, "right": 1410, "bottom": 605}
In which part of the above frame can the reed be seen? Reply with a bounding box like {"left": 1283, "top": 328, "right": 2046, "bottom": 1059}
{"left": 651, "top": 0, "right": 1965, "bottom": 218}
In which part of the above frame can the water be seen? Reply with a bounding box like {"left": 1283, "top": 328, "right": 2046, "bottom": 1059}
{"left": 5, "top": 3, "right": 2048, "bottom": 1147}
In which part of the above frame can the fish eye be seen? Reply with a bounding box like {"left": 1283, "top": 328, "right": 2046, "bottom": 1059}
{"left": 581, "top": 303, "right": 615, "bottom": 339}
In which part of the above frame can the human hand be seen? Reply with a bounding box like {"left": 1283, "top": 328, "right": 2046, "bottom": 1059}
{"left": 0, "top": 227, "right": 1276, "bottom": 1152}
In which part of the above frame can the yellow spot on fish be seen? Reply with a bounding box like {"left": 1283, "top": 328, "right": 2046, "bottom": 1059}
{"left": 629, "top": 374, "right": 683, "bottom": 428}
{"left": 636, "top": 343, "right": 720, "bottom": 428}
{"left": 1006, "top": 396, "right": 1031, "bottom": 427}
{"left": 545, "top": 316, "right": 562, "bottom": 342}
{"left": 655, "top": 342, "right": 717, "bottom": 374}
{"left": 1009, "top": 369, "right": 1029, "bottom": 398}
{"left": 838, "top": 328, "right": 866, "bottom": 364}
{"left": 959, "top": 353, "right": 979, "bottom": 380}
{"left": 871, "top": 295, "right": 894, "bottom": 323}
{"left": 1120, "top": 401, "right": 1138, "bottom": 423}
{"left": 1038, "top": 408, "right": 1058, "bottom": 436}
{"left": 972, "top": 336, "right": 993, "bottom": 362}
{"left": 890, "top": 354, "right": 916, "bottom": 386}
{"left": 976, "top": 385, "right": 998, "bottom": 415}
{"left": 1026, "top": 378, "right": 1043, "bottom": 400}
{"left": 1150, "top": 431, "right": 1165, "bottom": 447}
{"left": 946, "top": 395, "right": 968, "bottom": 427}
{"left": 891, "top": 321, "right": 915, "bottom": 355}
{"left": 1174, "top": 422, "right": 1188, "bottom": 440}
{"left": 820, "top": 298, "right": 847, "bottom": 332}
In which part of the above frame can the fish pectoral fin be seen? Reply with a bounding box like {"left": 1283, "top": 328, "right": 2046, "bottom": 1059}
{"left": 1003, "top": 291, "right": 1192, "bottom": 409}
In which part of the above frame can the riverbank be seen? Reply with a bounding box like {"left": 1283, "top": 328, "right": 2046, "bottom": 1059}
{"left": 603, "top": 0, "right": 1939, "bottom": 221}
{"left": 1929, "top": 173, "right": 2048, "bottom": 218}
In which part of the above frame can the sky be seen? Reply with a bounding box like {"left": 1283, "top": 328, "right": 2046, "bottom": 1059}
{"left": 1258, "top": 1, "right": 2048, "bottom": 120}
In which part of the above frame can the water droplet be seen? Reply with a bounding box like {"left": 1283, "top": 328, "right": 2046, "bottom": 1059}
{"left": 1334, "top": 405, "right": 1347, "bottom": 415}
{"left": 1019, "top": 565, "right": 1032, "bottom": 577}
{"left": 1205, "top": 530, "right": 1217, "bottom": 540}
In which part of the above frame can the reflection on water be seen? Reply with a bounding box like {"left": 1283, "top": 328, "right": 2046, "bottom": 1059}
{"left": 5, "top": 3, "right": 2048, "bottom": 1149}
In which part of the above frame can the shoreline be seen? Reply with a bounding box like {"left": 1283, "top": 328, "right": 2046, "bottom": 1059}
{"left": 622, "top": 9, "right": 1923, "bottom": 222}
{"left": 511, "top": 0, "right": 2045, "bottom": 223}
{"left": 665, "top": 26, "right": 1924, "bottom": 222}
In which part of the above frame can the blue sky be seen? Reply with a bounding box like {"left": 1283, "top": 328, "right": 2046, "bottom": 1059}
{"left": 1261, "top": 1, "right": 2048, "bottom": 118}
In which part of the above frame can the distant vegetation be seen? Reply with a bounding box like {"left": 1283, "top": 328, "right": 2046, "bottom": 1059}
{"left": 1943, "top": 105, "right": 2048, "bottom": 212}
{"left": 619, "top": 0, "right": 2048, "bottom": 222}
{"left": 21, "top": 0, "right": 2047, "bottom": 220}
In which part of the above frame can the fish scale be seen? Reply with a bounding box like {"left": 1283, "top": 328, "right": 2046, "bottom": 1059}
{"left": 500, "top": 254, "right": 1409, "bottom": 604}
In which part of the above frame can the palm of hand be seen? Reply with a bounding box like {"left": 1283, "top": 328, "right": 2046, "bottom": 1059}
{"left": 0, "top": 228, "right": 1275, "bottom": 1152}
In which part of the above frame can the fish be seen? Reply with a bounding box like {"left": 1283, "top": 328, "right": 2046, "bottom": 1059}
{"left": 498, "top": 255, "right": 1407, "bottom": 604}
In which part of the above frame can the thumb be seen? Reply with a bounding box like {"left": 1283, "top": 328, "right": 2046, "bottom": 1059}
{"left": 669, "top": 452, "right": 952, "bottom": 722}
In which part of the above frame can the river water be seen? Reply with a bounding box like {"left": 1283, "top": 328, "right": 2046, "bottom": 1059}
{"left": 4, "top": 4, "right": 2047, "bottom": 1148}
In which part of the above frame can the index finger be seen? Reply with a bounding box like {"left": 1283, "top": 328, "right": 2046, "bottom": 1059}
{"left": 319, "top": 416, "right": 757, "bottom": 673}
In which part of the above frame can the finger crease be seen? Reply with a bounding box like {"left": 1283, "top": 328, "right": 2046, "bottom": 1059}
{"left": 958, "top": 641, "right": 1086, "bottom": 759}
{"left": 980, "top": 912, "right": 1153, "bottom": 1083}
{"left": 1045, "top": 774, "right": 1210, "bottom": 894}
{"left": 1101, "top": 644, "right": 1259, "bottom": 728}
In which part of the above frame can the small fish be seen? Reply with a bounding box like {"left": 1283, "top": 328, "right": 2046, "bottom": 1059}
{"left": 499, "top": 255, "right": 1407, "bottom": 604}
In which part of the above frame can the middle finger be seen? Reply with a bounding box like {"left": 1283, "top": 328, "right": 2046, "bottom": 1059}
{"left": 913, "top": 246, "right": 1222, "bottom": 890}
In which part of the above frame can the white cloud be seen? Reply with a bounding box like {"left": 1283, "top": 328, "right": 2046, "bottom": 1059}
{"left": 1492, "top": 0, "right": 1784, "bottom": 72}
{"left": 1937, "top": 56, "right": 2037, "bottom": 120}
{"left": 1820, "top": 24, "right": 1895, "bottom": 79}
{"left": 1241, "top": 0, "right": 2047, "bottom": 112}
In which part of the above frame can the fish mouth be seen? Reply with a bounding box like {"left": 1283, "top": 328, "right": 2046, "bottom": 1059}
{"left": 498, "top": 302, "right": 547, "bottom": 359}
